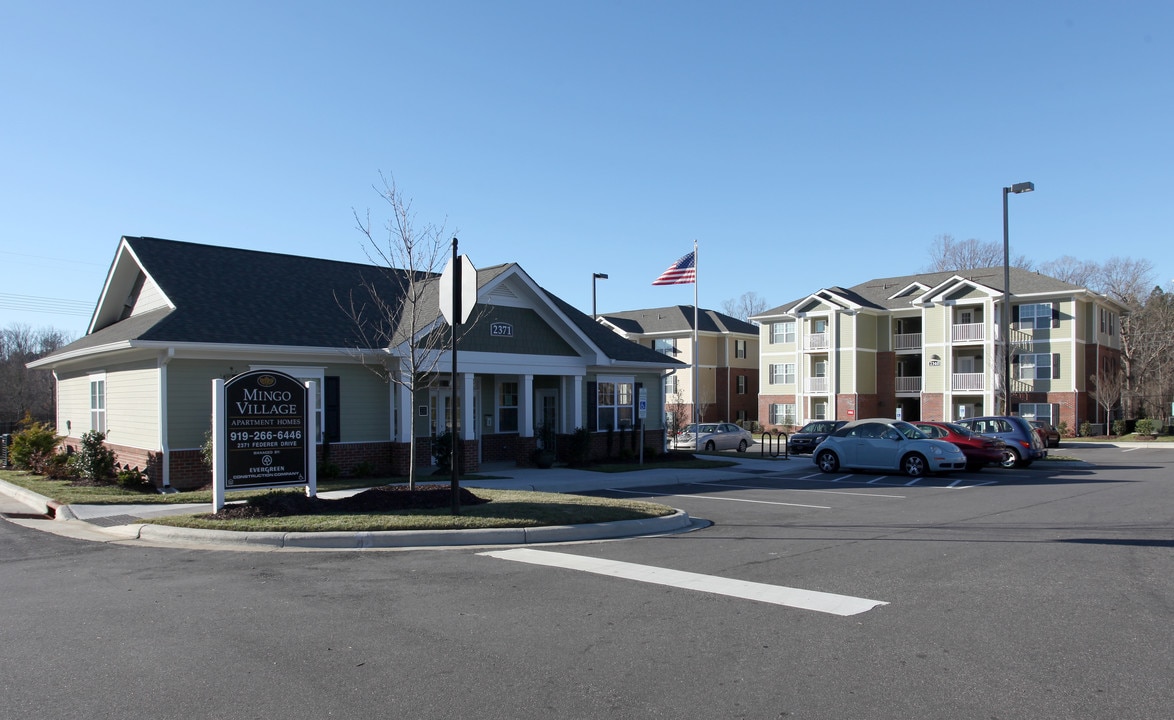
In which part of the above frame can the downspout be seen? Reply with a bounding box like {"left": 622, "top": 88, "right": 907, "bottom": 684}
{"left": 158, "top": 348, "right": 174, "bottom": 491}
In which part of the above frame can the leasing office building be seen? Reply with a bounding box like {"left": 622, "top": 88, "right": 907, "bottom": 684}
{"left": 29, "top": 237, "right": 683, "bottom": 488}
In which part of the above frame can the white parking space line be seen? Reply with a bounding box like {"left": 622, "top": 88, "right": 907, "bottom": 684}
{"left": 608, "top": 488, "right": 829, "bottom": 509}
{"left": 481, "top": 548, "right": 889, "bottom": 616}
{"left": 866, "top": 476, "right": 887, "bottom": 484}
{"left": 689, "top": 481, "right": 906, "bottom": 499}
{"left": 904, "top": 477, "right": 922, "bottom": 486}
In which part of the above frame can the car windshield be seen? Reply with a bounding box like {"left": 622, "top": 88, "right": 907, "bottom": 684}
{"left": 944, "top": 422, "right": 976, "bottom": 437}
{"left": 697, "top": 425, "right": 719, "bottom": 434}
{"left": 803, "top": 421, "right": 836, "bottom": 433}
{"left": 893, "top": 421, "right": 928, "bottom": 440}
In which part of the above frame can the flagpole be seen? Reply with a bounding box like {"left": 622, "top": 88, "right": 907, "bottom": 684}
{"left": 692, "top": 239, "right": 699, "bottom": 427}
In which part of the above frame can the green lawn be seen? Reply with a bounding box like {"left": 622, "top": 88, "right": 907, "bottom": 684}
{"left": 0, "top": 469, "right": 677, "bottom": 533}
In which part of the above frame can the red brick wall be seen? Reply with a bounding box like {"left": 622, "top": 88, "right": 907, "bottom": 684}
{"left": 758, "top": 393, "right": 798, "bottom": 432}
{"left": 837, "top": 394, "right": 878, "bottom": 421}
{"left": 922, "top": 393, "right": 944, "bottom": 421}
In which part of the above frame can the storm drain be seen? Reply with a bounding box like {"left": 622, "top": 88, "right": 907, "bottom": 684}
{"left": 82, "top": 514, "right": 145, "bottom": 527}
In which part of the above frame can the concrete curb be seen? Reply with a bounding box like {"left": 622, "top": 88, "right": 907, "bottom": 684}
{"left": 125, "top": 509, "right": 692, "bottom": 549}
{"left": 0, "top": 477, "right": 53, "bottom": 515}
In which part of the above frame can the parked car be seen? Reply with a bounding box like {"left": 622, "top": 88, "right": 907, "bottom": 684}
{"left": 787, "top": 420, "right": 848, "bottom": 455}
{"left": 956, "top": 416, "right": 1047, "bottom": 468}
{"left": 812, "top": 418, "right": 967, "bottom": 477}
{"left": 1029, "top": 420, "right": 1061, "bottom": 448}
{"left": 912, "top": 421, "right": 1007, "bottom": 471}
{"left": 671, "top": 422, "right": 753, "bottom": 452}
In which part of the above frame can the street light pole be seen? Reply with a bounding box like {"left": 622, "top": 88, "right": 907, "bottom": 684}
{"left": 592, "top": 272, "right": 608, "bottom": 320}
{"left": 1001, "top": 181, "right": 1034, "bottom": 415}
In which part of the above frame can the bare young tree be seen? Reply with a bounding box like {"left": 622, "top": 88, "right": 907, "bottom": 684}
{"left": 721, "top": 291, "right": 767, "bottom": 323}
{"left": 1089, "top": 364, "right": 1126, "bottom": 436}
{"left": 925, "top": 234, "right": 1034, "bottom": 273}
{"left": 1038, "top": 255, "right": 1100, "bottom": 287}
{"left": 342, "top": 174, "right": 456, "bottom": 489}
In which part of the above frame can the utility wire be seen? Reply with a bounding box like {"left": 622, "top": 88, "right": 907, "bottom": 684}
{"left": 0, "top": 293, "right": 93, "bottom": 316}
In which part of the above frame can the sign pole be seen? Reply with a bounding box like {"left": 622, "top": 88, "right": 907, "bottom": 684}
{"left": 450, "top": 237, "right": 461, "bottom": 515}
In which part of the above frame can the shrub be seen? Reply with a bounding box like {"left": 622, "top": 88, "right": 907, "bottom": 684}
{"left": 74, "top": 430, "right": 117, "bottom": 481}
{"left": 201, "top": 428, "right": 214, "bottom": 469}
{"left": 318, "top": 461, "right": 341, "bottom": 480}
{"left": 643, "top": 445, "right": 659, "bottom": 460}
{"left": 116, "top": 466, "right": 151, "bottom": 490}
{"left": 43, "top": 452, "right": 77, "bottom": 480}
{"left": 567, "top": 427, "right": 592, "bottom": 467}
{"left": 1057, "top": 420, "right": 1070, "bottom": 438}
{"left": 1080, "top": 420, "right": 1092, "bottom": 437}
{"left": 352, "top": 460, "right": 376, "bottom": 478}
{"left": 1134, "top": 418, "right": 1156, "bottom": 436}
{"left": 1112, "top": 419, "right": 1127, "bottom": 437}
{"left": 9, "top": 418, "right": 62, "bottom": 472}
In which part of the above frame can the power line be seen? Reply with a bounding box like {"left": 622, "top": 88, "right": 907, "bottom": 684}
{"left": 0, "top": 293, "right": 93, "bottom": 316}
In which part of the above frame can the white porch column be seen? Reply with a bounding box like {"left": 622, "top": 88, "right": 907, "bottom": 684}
{"left": 461, "top": 373, "right": 476, "bottom": 440}
{"left": 571, "top": 376, "right": 583, "bottom": 432}
{"left": 520, "top": 374, "right": 534, "bottom": 437}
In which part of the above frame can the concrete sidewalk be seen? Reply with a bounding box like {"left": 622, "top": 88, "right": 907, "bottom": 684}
{"left": 0, "top": 454, "right": 795, "bottom": 550}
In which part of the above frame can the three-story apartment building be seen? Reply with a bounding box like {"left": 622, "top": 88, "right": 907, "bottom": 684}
{"left": 598, "top": 306, "right": 759, "bottom": 431}
{"left": 752, "top": 267, "right": 1124, "bottom": 432}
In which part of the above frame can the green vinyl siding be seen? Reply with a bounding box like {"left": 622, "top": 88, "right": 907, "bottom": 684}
{"left": 104, "top": 360, "right": 160, "bottom": 450}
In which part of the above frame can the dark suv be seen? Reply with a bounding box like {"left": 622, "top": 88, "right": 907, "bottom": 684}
{"left": 787, "top": 420, "right": 847, "bottom": 455}
{"left": 957, "top": 416, "right": 1047, "bottom": 468}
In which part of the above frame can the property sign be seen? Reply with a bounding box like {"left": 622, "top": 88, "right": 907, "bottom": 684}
{"left": 223, "top": 370, "right": 308, "bottom": 488}
{"left": 212, "top": 371, "right": 318, "bottom": 511}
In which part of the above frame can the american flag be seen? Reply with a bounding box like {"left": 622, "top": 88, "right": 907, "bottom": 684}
{"left": 652, "top": 251, "right": 696, "bottom": 285}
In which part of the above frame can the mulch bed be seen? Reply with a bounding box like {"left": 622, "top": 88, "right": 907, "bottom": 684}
{"left": 209, "top": 485, "right": 488, "bottom": 520}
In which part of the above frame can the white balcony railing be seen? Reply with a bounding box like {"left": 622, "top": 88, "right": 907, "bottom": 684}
{"left": 894, "top": 376, "right": 922, "bottom": 393}
{"left": 805, "top": 333, "right": 828, "bottom": 351}
{"left": 894, "top": 332, "right": 922, "bottom": 350}
{"left": 952, "top": 372, "right": 985, "bottom": 391}
{"left": 805, "top": 377, "right": 829, "bottom": 393}
{"left": 951, "top": 323, "right": 985, "bottom": 342}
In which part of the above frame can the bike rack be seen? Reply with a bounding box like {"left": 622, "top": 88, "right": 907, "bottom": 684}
{"left": 758, "top": 430, "right": 789, "bottom": 459}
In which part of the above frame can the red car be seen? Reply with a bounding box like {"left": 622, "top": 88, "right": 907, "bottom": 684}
{"left": 913, "top": 421, "right": 1007, "bottom": 471}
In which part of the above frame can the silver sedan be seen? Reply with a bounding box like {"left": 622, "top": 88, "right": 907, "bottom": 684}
{"left": 671, "top": 422, "right": 753, "bottom": 452}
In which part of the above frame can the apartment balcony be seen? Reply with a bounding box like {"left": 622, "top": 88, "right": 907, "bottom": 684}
{"left": 805, "top": 333, "right": 828, "bottom": 351}
{"left": 951, "top": 323, "right": 985, "bottom": 343}
{"left": 894, "top": 376, "right": 922, "bottom": 394}
{"left": 952, "top": 372, "right": 985, "bottom": 391}
{"left": 805, "top": 377, "right": 829, "bottom": 393}
{"left": 893, "top": 333, "right": 922, "bottom": 351}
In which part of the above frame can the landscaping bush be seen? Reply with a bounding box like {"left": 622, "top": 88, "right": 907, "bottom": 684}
{"left": 115, "top": 466, "right": 151, "bottom": 490}
{"left": 567, "top": 427, "right": 592, "bottom": 467}
{"left": 352, "top": 460, "right": 376, "bottom": 478}
{"left": 73, "top": 430, "right": 117, "bottom": 481}
{"left": 1112, "top": 420, "right": 1127, "bottom": 437}
{"left": 1080, "top": 420, "right": 1092, "bottom": 437}
{"left": 9, "top": 417, "right": 61, "bottom": 472}
{"left": 43, "top": 452, "right": 77, "bottom": 480}
{"left": 1057, "top": 420, "right": 1070, "bottom": 438}
{"left": 1134, "top": 418, "right": 1156, "bottom": 437}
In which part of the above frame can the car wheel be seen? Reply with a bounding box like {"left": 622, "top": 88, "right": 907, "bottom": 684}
{"left": 737, "top": 439, "right": 748, "bottom": 452}
{"left": 1000, "top": 448, "right": 1020, "bottom": 469}
{"left": 902, "top": 453, "right": 928, "bottom": 477}
{"left": 816, "top": 450, "right": 839, "bottom": 473}
{"left": 704, "top": 440, "right": 716, "bottom": 452}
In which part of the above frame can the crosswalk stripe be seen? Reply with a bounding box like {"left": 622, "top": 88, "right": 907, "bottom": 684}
{"left": 481, "top": 548, "right": 889, "bottom": 616}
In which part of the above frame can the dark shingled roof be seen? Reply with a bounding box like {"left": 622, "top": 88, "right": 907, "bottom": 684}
{"left": 44, "top": 237, "right": 676, "bottom": 367}
{"left": 759, "top": 267, "right": 1087, "bottom": 317}
{"left": 600, "top": 305, "right": 758, "bottom": 335}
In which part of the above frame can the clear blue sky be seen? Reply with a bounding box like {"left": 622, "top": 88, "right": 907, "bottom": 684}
{"left": 2, "top": 1, "right": 1171, "bottom": 339}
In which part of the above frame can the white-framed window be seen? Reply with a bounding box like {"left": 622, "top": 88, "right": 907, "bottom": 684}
{"left": 1018, "top": 353, "right": 1055, "bottom": 380}
{"left": 1019, "top": 302, "right": 1053, "bottom": 330}
{"left": 498, "top": 381, "right": 519, "bottom": 432}
{"left": 654, "top": 338, "right": 677, "bottom": 356}
{"left": 813, "top": 360, "right": 827, "bottom": 377}
{"left": 664, "top": 373, "right": 678, "bottom": 395}
{"left": 89, "top": 373, "right": 106, "bottom": 434}
{"left": 1019, "top": 402, "right": 1058, "bottom": 424}
{"left": 770, "top": 403, "right": 796, "bottom": 426}
{"left": 812, "top": 401, "right": 828, "bottom": 420}
{"left": 597, "top": 376, "right": 635, "bottom": 430}
{"left": 769, "top": 363, "right": 795, "bottom": 385}
{"left": 771, "top": 321, "right": 796, "bottom": 344}
{"left": 736, "top": 375, "right": 747, "bottom": 394}
{"left": 812, "top": 318, "right": 827, "bottom": 334}
{"left": 735, "top": 339, "right": 747, "bottom": 359}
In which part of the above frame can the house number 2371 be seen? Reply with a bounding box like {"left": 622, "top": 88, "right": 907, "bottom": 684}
{"left": 490, "top": 322, "right": 514, "bottom": 337}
